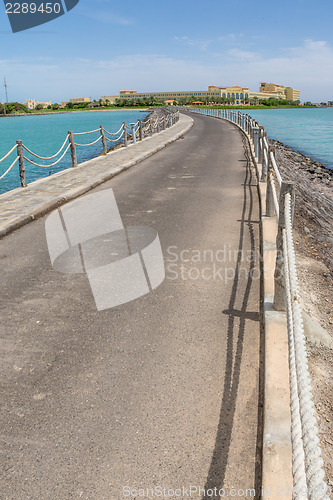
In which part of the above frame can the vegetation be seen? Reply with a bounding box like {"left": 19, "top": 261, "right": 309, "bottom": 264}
{"left": 0, "top": 95, "right": 316, "bottom": 117}
{"left": 114, "top": 96, "right": 165, "bottom": 107}
{"left": 0, "top": 102, "right": 29, "bottom": 115}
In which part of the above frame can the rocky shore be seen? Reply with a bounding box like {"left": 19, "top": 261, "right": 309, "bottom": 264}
{"left": 270, "top": 139, "right": 333, "bottom": 484}
{"left": 270, "top": 139, "right": 333, "bottom": 269}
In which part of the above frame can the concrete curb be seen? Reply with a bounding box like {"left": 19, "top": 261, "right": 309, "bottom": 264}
{"left": 233, "top": 120, "right": 293, "bottom": 498}
{"left": 207, "top": 114, "right": 293, "bottom": 498}
{"left": 0, "top": 114, "right": 193, "bottom": 238}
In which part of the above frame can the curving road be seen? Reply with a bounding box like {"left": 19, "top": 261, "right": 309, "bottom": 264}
{"left": 0, "top": 113, "right": 262, "bottom": 499}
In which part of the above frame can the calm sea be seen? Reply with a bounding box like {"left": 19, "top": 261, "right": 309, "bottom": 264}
{"left": 0, "top": 109, "right": 148, "bottom": 195}
{"left": 237, "top": 107, "right": 333, "bottom": 170}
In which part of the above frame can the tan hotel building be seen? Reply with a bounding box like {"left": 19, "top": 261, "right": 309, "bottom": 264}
{"left": 101, "top": 83, "right": 300, "bottom": 105}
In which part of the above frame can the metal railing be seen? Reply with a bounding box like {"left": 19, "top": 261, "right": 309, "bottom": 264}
{"left": 190, "top": 107, "right": 330, "bottom": 500}
{"left": 0, "top": 109, "right": 180, "bottom": 189}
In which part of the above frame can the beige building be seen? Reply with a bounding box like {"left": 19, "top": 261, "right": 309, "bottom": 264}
{"left": 69, "top": 97, "right": 90, "bottom": 104}
{"left": 100, "top": 95, "right": 118, "bottom": 104}
{"left": 259, "top": 82, "right": 300, "bottom": 101}
{"left": 285, "top": 87, "right": 301, "bottom": 101}
{"left": 26, "top": 99, "right": 51, "bottom": 110}
{"left": 107, "top": 83, "right": 300, "bottom": 104}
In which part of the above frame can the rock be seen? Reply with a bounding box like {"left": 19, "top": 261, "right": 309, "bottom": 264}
{"left": 303, "top": 311, "right": 333, "bottom": 349}
{"left": 304, "top": 227, "right": 310, "bottom": 234}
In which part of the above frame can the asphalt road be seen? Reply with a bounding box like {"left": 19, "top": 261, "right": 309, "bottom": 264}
{"left": 0, "top": 113, "right": 262, "bottom": 499}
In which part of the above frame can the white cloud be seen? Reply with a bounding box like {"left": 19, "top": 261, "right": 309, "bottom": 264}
{"left": 174, "top": 35, "right": 212, "bottom": 51}
{"left": 1, "top": 39, "right": 333, "bottom": 102}
{"left": 227, "top": 48, "right": 259, "bottom": 59}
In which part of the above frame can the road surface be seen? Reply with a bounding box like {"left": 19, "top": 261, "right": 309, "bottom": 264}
{"left": 0, "top": 113, "right": 262, "bottom": 499}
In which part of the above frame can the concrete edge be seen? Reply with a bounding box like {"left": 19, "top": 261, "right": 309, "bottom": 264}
{"left": 207, "top": 114, "right": 293, "bottom": 497}
{"left": 302, "top": 310, "right": 333, "bottom": 349}
{"left": 0, "top": 115, "right": 193, "bottom": 238}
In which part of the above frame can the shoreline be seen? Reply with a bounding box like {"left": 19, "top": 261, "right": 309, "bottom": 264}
{"left": 271, "top": 139, "right": 333, "bottom": 179}
{"left": 0, "top": 108, "right": 150, "bottom": 118}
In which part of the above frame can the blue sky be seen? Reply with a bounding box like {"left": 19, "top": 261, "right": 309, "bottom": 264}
{"left": 0, "top": 0, "right": 332, "bottom": 103}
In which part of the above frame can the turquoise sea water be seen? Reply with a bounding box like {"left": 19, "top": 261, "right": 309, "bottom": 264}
{"left": 0, "top": 110, "right": 148, "bottom": 194}
{"left": 236, "top": 107, "right": 333, "bottom": 170}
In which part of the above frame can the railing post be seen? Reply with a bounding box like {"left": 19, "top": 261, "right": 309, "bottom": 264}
{"left": 123, "top": 122, "right": 128, "bottom": 146}
{"left": 266, "top": 150, "right": 275, "bottom": 216}
{"left": 253, "top": 126, "right": 259, "bottom": 158}
{"left": 130, "top": 123, "right": 137, "bottom": 144}
{"left": 68, "top": 131, "right": 78, "bottom": 168}
{"left": 261, "top": 132, "right": 268, "bottom": 182}
{"left": 273, "top": 182, "right": 296, "bottom": 311}
{"left": 16, "top": 140, "right": 27, "bottom": 187}
{"left": 100, "top": 126, "right": 107, "bottom": 154}
{"left": 261, "top": 151, "right": 268, "bottom": 183}
{"left": 138, "top": 119, "right": 143, "bottom": 140}
{"left": 258, "top": 126, "right": 264, "bottom": 164}
{"left": 251, "top": 120, "right": 255, "bottom": 142}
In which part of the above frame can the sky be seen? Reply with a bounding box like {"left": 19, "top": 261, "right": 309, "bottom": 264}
{"left": 0, "top": 0, "right": 333, "bottom": 103}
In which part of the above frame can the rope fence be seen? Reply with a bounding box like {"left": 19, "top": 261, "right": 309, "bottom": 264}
{"left": 22, "top": 135, "right": 69, "bottom": 160}
{"left": 23, "top": 143, "right": 71, "bottom": 168}
{"left": 0, "top": 109, "right": 180, "bottom": 189}
{"left": 190, "top": 106, "right": 330, "bottom": 500}
{"left": 74, "top": 136, "right": 102, "bottom": 147}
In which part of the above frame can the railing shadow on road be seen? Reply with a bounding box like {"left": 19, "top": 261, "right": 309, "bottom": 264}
{"left": 202, "top": 134, "right": 263, "bottom": 499}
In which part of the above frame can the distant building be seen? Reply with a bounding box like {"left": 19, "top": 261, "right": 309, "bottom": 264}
{"left": 259, "top": 82, "right": 300, "bottom": 102}
{"left": 26, "top": 99, "right": 51, "bottom": 109}
{"left": 119, "top": 90, "right": 137, "bottom": 96}
{"left": 100, "top": 96, "right": 118, "bottom": 104}
{"left": 106, "top": 83, "right": 301, "bottom": 105}
{"left": 69, "top": 97, "right": 90, "bottom": 104}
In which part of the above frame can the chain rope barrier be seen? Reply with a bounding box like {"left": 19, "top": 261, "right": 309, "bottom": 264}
{"left": 73, "top": 128, "right": 100, "bottom": 136}
{"left": 0, "top": 143, "right": 18, "bottom": 164}
{"left": 284, "top": 194, "right": 329, "bottom": 500}
{"left": 104, "top": 131, "right": 124, "bottom": 143}
{"left": 74, "top": 136, "right": 102, "bottom": 147}
{"left": 103, "top": 124, "right": 124, "bottom": 136}
{"left": 23, "top": 143, "right": 71, "bottom": 168}
{"left": 0, "top": 156, "right": 19, "bottom": 180}
{"left": 22, "top": 135, "right": 69, "bottom": 160}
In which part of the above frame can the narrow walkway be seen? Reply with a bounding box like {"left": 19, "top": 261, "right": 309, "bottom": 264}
{"left": 0, "top": 113, "right": 262, "bottom": 499}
